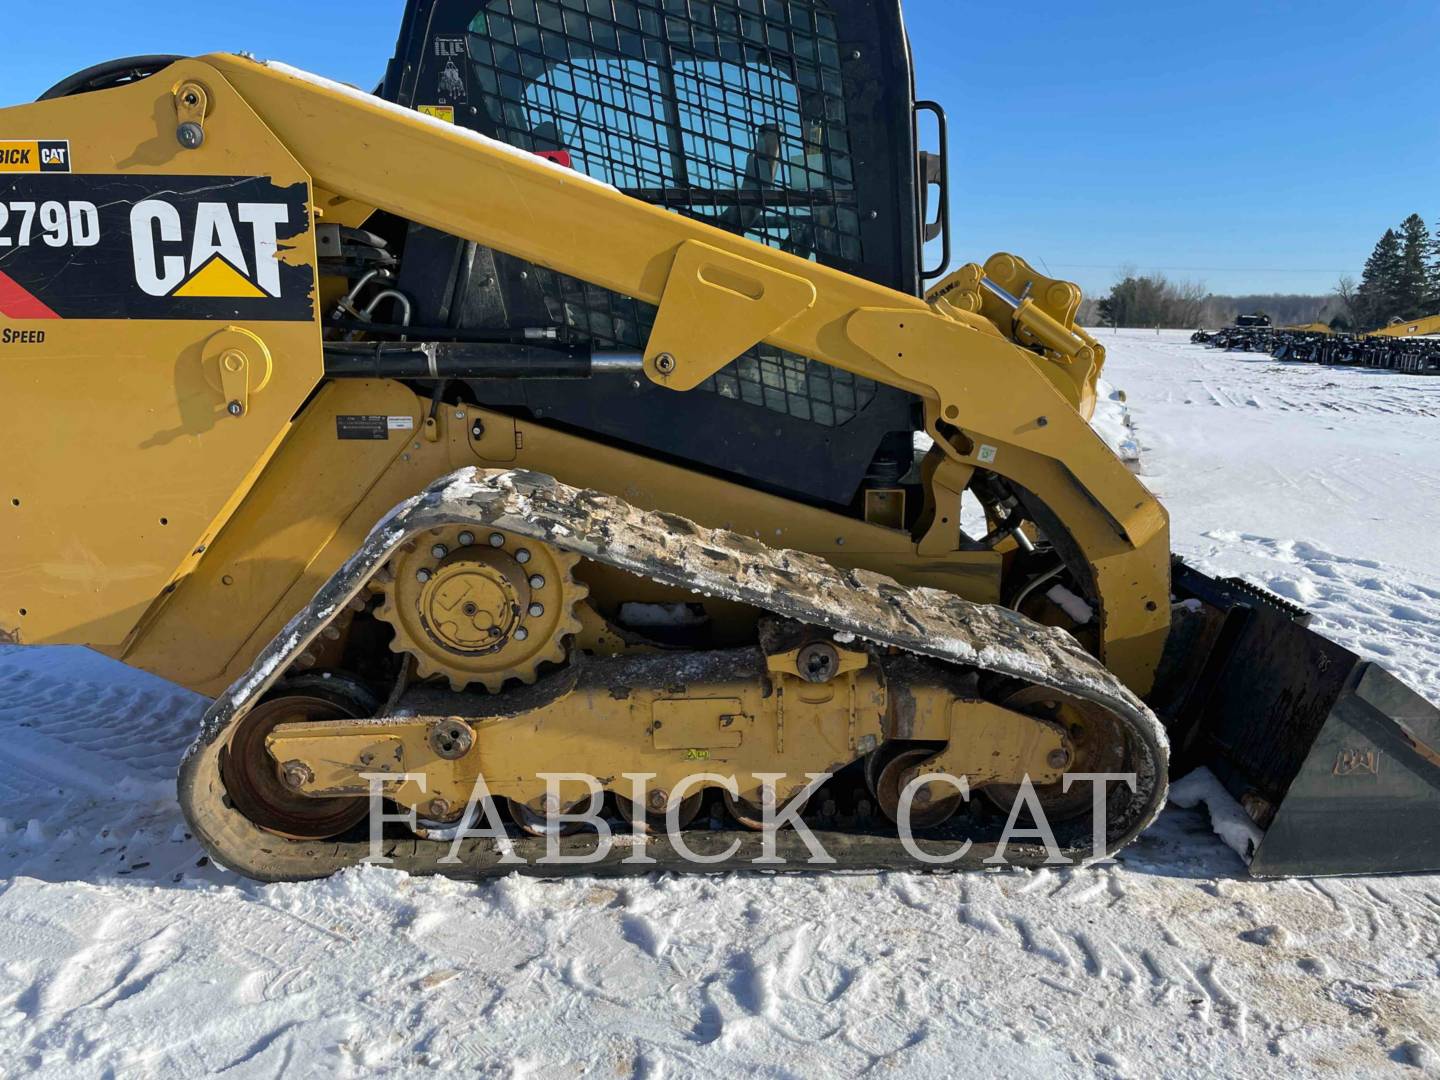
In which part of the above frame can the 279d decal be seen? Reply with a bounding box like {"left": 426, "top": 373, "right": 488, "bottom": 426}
{"left": 0, "top": 175, "right": 313, "bottom": 321}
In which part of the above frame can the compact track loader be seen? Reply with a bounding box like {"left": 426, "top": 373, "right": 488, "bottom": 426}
{"left": 2, "top": 1, "right": 1436, "bottom": 880}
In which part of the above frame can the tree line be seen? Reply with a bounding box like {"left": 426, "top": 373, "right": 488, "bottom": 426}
{"left": 1081, "top": 212, "right": 1439, "bottom": 330}
{"left": 1339, "top": 213, "right": 1438, "bottom": 331}
{"left": 1078, "top": 278, "right": 1345, "bottom": 330}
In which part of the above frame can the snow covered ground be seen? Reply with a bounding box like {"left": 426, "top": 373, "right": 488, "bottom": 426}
{"left": 1, "top": 330, "right": 1437, "bottom": 1077}
{"left": 1101, "top": 329, "right": 1440, "bottom": 706}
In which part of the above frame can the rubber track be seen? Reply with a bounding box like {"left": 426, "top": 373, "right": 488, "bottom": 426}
{"left": 178, "top": 468, "right": 1169, "bottom": 881}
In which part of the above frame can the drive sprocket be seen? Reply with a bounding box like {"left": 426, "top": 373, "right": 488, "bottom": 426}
{"left": 373, "top": 524, "right": 586, "bottom": 691}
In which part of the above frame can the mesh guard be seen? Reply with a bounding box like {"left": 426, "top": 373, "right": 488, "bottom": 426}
{"left": 462, "top": 0, "right": 878, "bottom": 427}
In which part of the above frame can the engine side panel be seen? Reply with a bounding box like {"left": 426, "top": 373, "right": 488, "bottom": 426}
{"left": 0, "top": 62, "right": 323, "bottom": 647}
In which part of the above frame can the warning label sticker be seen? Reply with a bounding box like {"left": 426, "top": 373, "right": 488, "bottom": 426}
{"left": 336, "top": 415, "right": 389, "bottom": 441}
{"left": 337, "top": 415, "right": 415, "bottom": 440}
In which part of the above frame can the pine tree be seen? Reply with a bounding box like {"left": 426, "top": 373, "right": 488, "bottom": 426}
{"left": 1429, "top": 217, "right": 1440, "bottom": 311}
{"left": 1355, "top": 228, "right": 1403, "bottom": 330}
{"left": 1395, "top": 214, "right": 1432, "bottom": 319}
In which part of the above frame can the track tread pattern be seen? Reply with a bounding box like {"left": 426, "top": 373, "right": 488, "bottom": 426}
{"left": 179, "top": 469, "right": 1168, "bottom": 881}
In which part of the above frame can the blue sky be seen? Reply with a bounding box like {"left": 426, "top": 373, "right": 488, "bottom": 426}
{"left": 4, "top": 0, "right": 1435, "bottom": 297}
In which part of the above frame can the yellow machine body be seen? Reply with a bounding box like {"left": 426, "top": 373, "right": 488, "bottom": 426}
{"left": 9, "top": 49, "right": 1436, "bottom": 884}
{"left": 1, "top": 55, "right": 1170, "bottom": 699}
{"left": 1369, "top": 314, "right": 1440, "bottom": 338}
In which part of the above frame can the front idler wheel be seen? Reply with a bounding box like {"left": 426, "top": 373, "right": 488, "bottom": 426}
{"left": 219, "top": 677, "right": 378, "bottom": 840}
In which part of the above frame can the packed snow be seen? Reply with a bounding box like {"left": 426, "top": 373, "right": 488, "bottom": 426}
{"left": 1167, "top": 767, "right": 1264, "bottom": 864}
{"left": 1090, "top": 377, "right": 1143, "bottom": 463}
{"left": 1, "top": 330, "right": 1438, "bottom": 1077}
{"left": 1105, "top": 329, "right": 1440, "bottom": 707}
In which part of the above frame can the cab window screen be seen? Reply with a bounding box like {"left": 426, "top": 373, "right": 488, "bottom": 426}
{"left": 464, "top": 0, "right": 874, "bottom": 426}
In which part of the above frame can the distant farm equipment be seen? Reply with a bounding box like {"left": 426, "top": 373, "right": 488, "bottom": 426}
{"left": 1191, "top": 321, "right": 1440, "bottom": 374}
